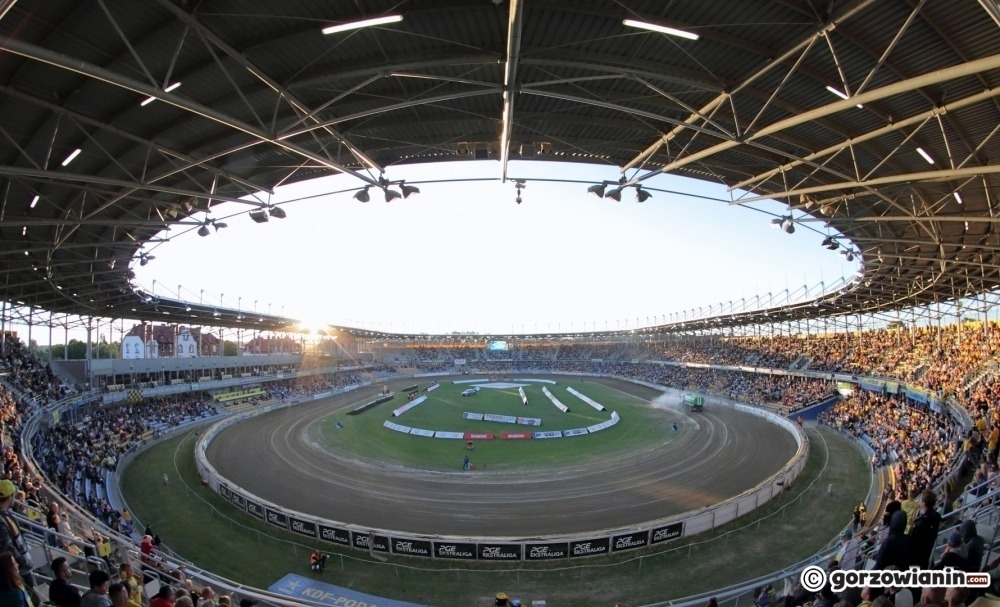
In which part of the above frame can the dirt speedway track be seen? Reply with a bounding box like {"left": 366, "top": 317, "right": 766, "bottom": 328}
{"left": 206, "top": 377, "right": 798, "bottom": 539}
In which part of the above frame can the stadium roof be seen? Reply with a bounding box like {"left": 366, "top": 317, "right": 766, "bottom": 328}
{"left": 3, "top": 0, "right": 1000, "bottom": 332}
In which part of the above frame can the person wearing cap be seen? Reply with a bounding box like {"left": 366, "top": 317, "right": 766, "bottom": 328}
{"left": 0, "top": 479, "right": 36, "bottom": 593}
{"left": 837, "top": 527, "right": 860, "bottom": 570}
{"left": 934, "top": 531, "right": 968, "bottom": 570}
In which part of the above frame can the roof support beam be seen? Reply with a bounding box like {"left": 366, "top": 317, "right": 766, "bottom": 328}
{"left": 0, "top": 35, "right": 380, "bottom": 187}
{"left": 152, "top": 0, "right": 383, "bottom": 173}
{"left": 644, "top": 52, "right": 1000, "bottom": 183}
{"left": 733, "top": 164, "right": 1000, "bottom": 205}
{"left": 498, "top": 0, "right": 523, "bottom": 181}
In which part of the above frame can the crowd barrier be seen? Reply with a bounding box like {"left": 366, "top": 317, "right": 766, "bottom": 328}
{"left": 194, "top": 376, "right": 810, "bottom": 562}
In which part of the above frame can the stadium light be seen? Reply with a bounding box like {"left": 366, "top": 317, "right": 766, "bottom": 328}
{"left": 400, "top": 183, "right": 420, "bottom": 199}
{"left": 587, "top": 183, "right": 606, "bottom": 197}
{"left": 268, "top": 206, "right": 287, "bottom": 219}
{"left": 384, "top": 187, "right": 402, "bottom": 202}
{"left": 605, "top": 187, "right": 622, "bottom": 202}
{"left": 354, "top": 187, "right": 370, "bottom": 203}
{"left": 635, "top": 186, "right": 652, "bottom": 202}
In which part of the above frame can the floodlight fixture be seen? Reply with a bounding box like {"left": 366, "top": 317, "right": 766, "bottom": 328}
{"left": 249, "top": 210, "right": 269, "bottom": 223}
{"left": 212, "top": 220, "right": 227, "bottom": 231}
{"left": 783, "top": 218, "right": 795, "bottom": 234}
{"left": 400, "top": 183, "right": 421, "bottom": 198}
{"left": 197, "top": 225, "right": 210, "bottom": 237}
{"left": 138, "top": 253, "right": 155, "bottom": 267}
{"left": 384, "top": 188, "right": 402, "bottom": 202}
{"left": 635, "top": 186, "right": 652, "bottom": 202}
{"left": 587, "top": 183, "right": 606, "bottom": 197}
{"left": 268, "top": 206, "right": 287, "bottom": 219}
{"left": 322, "top": 14, "right": 402, "bottom": 35}
{"left": 605, "top": 187, "right": 622, "bottom": 201}
{"left": 770, "top": 217, "right": 784, "bottom": 229}
{"left": 354, "top": 188, "right": 371, "bottom": 203}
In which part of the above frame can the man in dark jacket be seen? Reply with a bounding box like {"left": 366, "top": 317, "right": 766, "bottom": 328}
{"left": 49, "top": 557, "right": 82, "bottom": 607}
{"left": 961, "top": 518, "right": 985, "bottom": 572}
{"left": 874, "top": 508, "right": 909, "bottom": 570}
{"left": 908, "top": 489, "right": 942, "bottom": 569}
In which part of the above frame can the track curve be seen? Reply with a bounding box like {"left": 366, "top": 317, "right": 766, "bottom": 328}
{"left": 206, "top": 377, "right": 797, "bottom": 538}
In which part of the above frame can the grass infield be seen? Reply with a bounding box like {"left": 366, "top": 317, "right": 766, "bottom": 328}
{"left": 122, "top": 385, "right": 868, "bottom": 607}
{"left": 316, "top": 379, "right": 676, "bottom": 472}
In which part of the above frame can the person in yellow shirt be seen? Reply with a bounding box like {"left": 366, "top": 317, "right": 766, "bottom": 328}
{"left": 113, "top": 561, "right": 142, "bottom": 607}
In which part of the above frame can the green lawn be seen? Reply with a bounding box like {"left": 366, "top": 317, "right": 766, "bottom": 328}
{"left": 316, "top": 379, "right": 677, "bottom": 471}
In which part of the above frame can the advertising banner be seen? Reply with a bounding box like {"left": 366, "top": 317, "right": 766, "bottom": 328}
{"left": 288, "top": 516, "right": 318, "bottom": 539}
{"left": 318, "top": 525, "right": 351, "bottom": 546}
{"left": 562, "top": 428, "right": 589, "bottom": 437}
{"left": 434, "top": 541, "right": 478, "bottom": 560}
{"left": 478, "top": 543, "right": 523, "bottom": 561}
{"left": 463, "top": 412, "right": 485, "bottom": 421}
{"left": 463, "top": 432, "right": 494, "bottom": 440}
{"left": 516, "top": 417, "right": 542, "bottom": 426}
{"left": 391, "top": 538, "right": 433, "bottom": 557}
{"left": 434, "top": 431, "right": 465, "bottom": 439}
{"left": 483, "top": 413, "right": 518, "bottom": 424}
{"left": 265, "top": 507, "right": 289, "bottom": 530}
{"left": 245, "top": 499, "right": 265, "bottom": 520}
{"left": 650, "top": 522, "right": 684, "bottom": 544}
{"left": 352, "top": 532, "right": 390, "bottom": 553}
{"left": 570, "top": 538, "right": 610, "bottom": 558}
{"left": 219, "top": 484, "right": 231, "bottom": 500}
{"left": 612, "top": 530, "right": 649, "bottom": 552}
{"left": 533, "top": 430, "right": 563, "bottom": 439}
{"left": 501, "top": 432, "right": 533, "bottom": 440}
{"left": 525, "top": 542, "right": 570, "bottom": 560}
{"left": 231, "top": 493, "right": 246, "bottom": 511}
{"left": 409, "top": 428, "right": 435, "bottom": 437}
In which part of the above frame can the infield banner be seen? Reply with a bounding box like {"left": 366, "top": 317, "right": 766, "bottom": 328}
{"left": 542, "top": 386, "right": 570, "bottom": 412}
{"left": 392, "top": 396, "right": 427, "bottom": 417}
{"left": 463, "top": 412, "right": 485, "bottom": 421}
{"left": 383, "top": 420, "right": 412, "bottom": 433}
{"left": 230, "top": 492, "right": 246, "bottom": 511}
{"left": 426, "top": 382, "right": 441, "bottom": 392}
{"left": 562, "top": 428, "right": 589, "bottom": 437}
{"left": 434, "top": 431, "right": 465, "bottom": 439}
{"left": 566, "top": 386, "right": 606, "bottom": 411}
{"left": 464, "top": 432, "right": 494, "bottom": 440}
{"left": 533, "top": 430, "right": 563, "bottom": 439}
{"left": 501, "top": 432, "right": 533, "bottom": 440}
{"left": 219, "top": 483, "right": 232, "bottom": 500}
{"left": 516, "top": 416, "right": 543, "bottom": 426}
{"left": 483, "top": 413, "right": 518, "bottom": 424}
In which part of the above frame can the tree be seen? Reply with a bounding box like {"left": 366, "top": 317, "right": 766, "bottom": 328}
{"left": 223, "top": 340, "right": 238, "bottom": 356}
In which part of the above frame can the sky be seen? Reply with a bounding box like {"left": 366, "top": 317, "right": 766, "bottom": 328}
{"left": 127, "top": 160, "right": 857, "bottom": 335}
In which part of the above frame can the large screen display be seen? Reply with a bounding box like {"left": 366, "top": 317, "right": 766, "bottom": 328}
{"left": 487, "top": 340, "right": 509, "bottom": 351}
